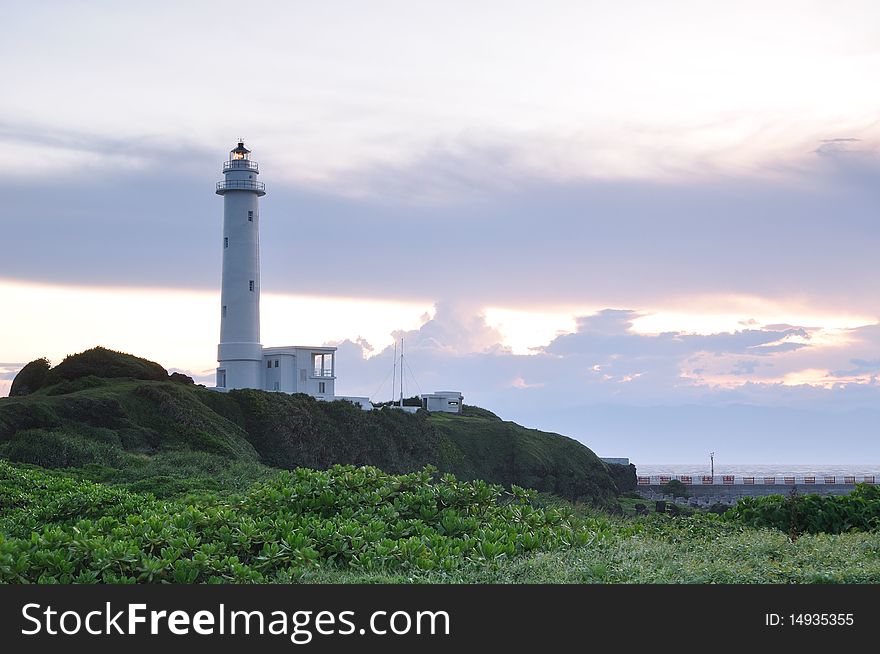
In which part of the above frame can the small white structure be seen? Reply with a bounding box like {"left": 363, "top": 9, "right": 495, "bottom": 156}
{"left": 390, "top": 405, "right": 421, "bottom": 414}
{"left": 601, "top": 458, "right": 631, "bottom": 466}
{"left": 213, "top": 141, "right": 373, "bottom": 409}
{"left": 261, "top": 346, "right": 336, "bottom": 397}
{"left": 420, "top": 391, "right": 464, "bottom": 414}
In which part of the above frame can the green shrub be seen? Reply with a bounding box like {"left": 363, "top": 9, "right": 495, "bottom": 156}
{"left": 663, "top": 479, "right": 689, "bottom": 498}
{"left": 726, "top": 485, "right": 880, "bottom": 535}
{"left": 43, "top": 347, "right": 168, "bottom": 387}
{"left": 2, "top": 461, "right": 880, "bottom": 584}
{"left": 460, "top": 405, "right": 502, "bottom": 420}
{"left": 0, "top": 461, "right": 602, "bottom": 584}
{"left": 9, "top": 358, "right": 51, "bottom": 396}
{"left": 0, "top": 429, "right": 127, "bottom": 469}
{"left": 43, "top": 375, "right": 109, "bottom": 396}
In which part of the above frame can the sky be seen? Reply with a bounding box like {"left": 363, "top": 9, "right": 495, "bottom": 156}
{"left": 1, "top": 1, "right": 878, "bottom": 465}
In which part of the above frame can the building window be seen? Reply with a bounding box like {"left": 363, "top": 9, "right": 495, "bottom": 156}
{"left": 273, "top": 381, "right": 280, "bottom": 391}
{"left": 217, "top": 369, "right": 226, "bottom": 388}
{"left": 222, "top": 305, "right": 227, "bottom": 317}
{"left": 318, "top": 382, "right": 326, "bottom": 394}
{"left": 274, "top": 360, "right": 279, "bottom": 368}
{"left": 267, "top": 360, "right": 272, "bottom": 369}
{"left": 313, "top": 353, "right": 332, "bottom": 377}
{"left": 249, "top": 280, "right": 255, "bottom": 292}
{"left": 248, "top": 210, "right": 253, "bottom": 222}
{"left": 224, "top": 237, "right": 228, "bottom": 248}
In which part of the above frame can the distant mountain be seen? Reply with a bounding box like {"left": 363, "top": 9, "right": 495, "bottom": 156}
{"left": 1, "top": 348, "right": 623, "bottom": 504}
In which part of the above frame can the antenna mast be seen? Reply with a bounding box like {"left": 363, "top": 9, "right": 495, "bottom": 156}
{"left": 391, "top": 340, "right": 397, "bottom": 404}
{"left": 399, "top": 338, "right": 405, "bottom": 407}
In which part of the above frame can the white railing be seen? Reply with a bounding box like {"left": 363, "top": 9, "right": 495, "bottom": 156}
{"left": 222, "top": 159, "right": 259, "bottom": 173}
{"left": 637, "top": 475, "right": 876, "bottom": 486}
{"left": 216, "top": 180, "right": 265, "bottom": 192}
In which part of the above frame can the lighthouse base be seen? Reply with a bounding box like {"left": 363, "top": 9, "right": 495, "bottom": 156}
{"left": 217, "top": 342, "right": 263, "bottom": 390}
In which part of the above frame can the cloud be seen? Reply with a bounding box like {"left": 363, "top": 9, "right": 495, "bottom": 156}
{"left": 391, "top": 301, "right": 506, "bottom": 355}
{"left": 2, "top": 141, "right": 878, "bottom": 320}
{"left": 721, "top": 360, "right": 763, "bottom": 376}
{"left": 830, "top": 358, "right": 880, "bottom": 379}
{"left": 336, "top": 303, "right": 880, "bottom": 405}
{"left": 332, "top": 302, "right": 880, "bottom": 460}
{"left": 544, "top": 309, "right": 808, "bottom": 359}
{"left": 511, "top": 376, "right": 544, "bottom": 389}
{"left": 813, "top": 137, "right": 861, "bottom": 156}
{"left": 0, "top": 363, "right": 24, "bottom": 381}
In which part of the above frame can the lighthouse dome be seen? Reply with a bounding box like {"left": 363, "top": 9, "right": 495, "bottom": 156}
{"left": 230, "top": 141, "right": 251, "bottom": 160}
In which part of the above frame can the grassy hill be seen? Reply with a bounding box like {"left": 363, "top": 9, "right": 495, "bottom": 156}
{"left": 0, "top": 348, "right": 620, "bottom": 504}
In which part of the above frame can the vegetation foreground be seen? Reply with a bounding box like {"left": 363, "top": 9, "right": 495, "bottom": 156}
{"left": 2, "top": 460, "right": 879, "bottom": 584}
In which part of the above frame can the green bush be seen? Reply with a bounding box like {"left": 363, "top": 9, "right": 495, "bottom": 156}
{"left": 663, "top": 479, "right": 689, "bottom": 498}
{"left": 726, "top": 485, "right": 880, "bottom": 535}
{"left": 43, "top": 347, "right": 169, "bottom": 387}
{"left": 0, "top": 461, "right": 602, "bottom": 583}
{"left": 460, "top": 405, "right": 502, "bottom": 420}
{"left": 9, "top": 358, "right": 51, "bottom": 396}
{"left": 43, "top": 375, "right": 109, "bottom": 396}
{"left": 2, "top": 461, "right": 880, "bottom": 584}
{"left": 0, "top": 429, "right": 127, "bottom": 469}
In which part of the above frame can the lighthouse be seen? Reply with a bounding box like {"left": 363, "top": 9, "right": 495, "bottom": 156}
{"left": 209, "top": 140, "right": 370, "bottom": 408}
{"left": 215, "top": 141, "right": 266, "bottom": 390}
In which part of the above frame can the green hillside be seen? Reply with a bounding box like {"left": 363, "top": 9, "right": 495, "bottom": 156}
{"left": 1, "top": 348, "right": 619, "bottom": 504}
{"left": 430, "top": 413, "right": 616, "bottom": 503}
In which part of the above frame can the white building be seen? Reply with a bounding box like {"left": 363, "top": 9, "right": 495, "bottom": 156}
{"left": 420, "top": 391, "right": 464, "bottom": 414}
{"left": 214, "top": 141, "right": 370, "bottom": 409}
{"left": 261, "top": 346, "right": 336, "bottom": 397}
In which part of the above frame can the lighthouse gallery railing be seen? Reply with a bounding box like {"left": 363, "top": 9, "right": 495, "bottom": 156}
{"left": 216, "top": 180, "right": 266, "bottom": 192}
{"left": 222, "top": 160, "right": 260, "bottom": 173}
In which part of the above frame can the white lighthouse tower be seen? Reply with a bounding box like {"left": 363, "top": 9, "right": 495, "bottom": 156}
{"left": 215, "top": 140, "right": 266, "bottom": 390}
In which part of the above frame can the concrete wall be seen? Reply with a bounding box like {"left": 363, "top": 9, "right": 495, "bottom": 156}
{"left": 639, "top": 483, "right": 863, "bottom": 506}
{"left": 262, "top": 352, "right": 296, "bottom": 393}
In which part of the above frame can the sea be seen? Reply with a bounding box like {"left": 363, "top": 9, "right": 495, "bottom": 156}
{"left": 634, "top": 464, "right": 880, "bottom": 477}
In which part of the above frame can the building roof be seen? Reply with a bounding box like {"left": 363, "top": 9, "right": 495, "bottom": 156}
{"left": 262, "top": 345, "right": 338, "bottom": 354}
{"left": 231, "top": 140, "right": 251, "bottom": 155}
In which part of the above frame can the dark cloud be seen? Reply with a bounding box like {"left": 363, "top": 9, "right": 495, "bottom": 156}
{"left": 813, "top": 137, "right": 861, "bottom": 157}
{"left": 544, "top": 309, "right": 807, "bottom": 358}
{"left": 1, "top": 134, "right": 879, "bottom": 315}
{"left": 830, "top": 358, "right": 880, "bottom": 378}
{"left": 0, "top": 121, "right": 216, "bottom": 164}
{"left": 722, "top": 360, "right": 762, "bottom": 375}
